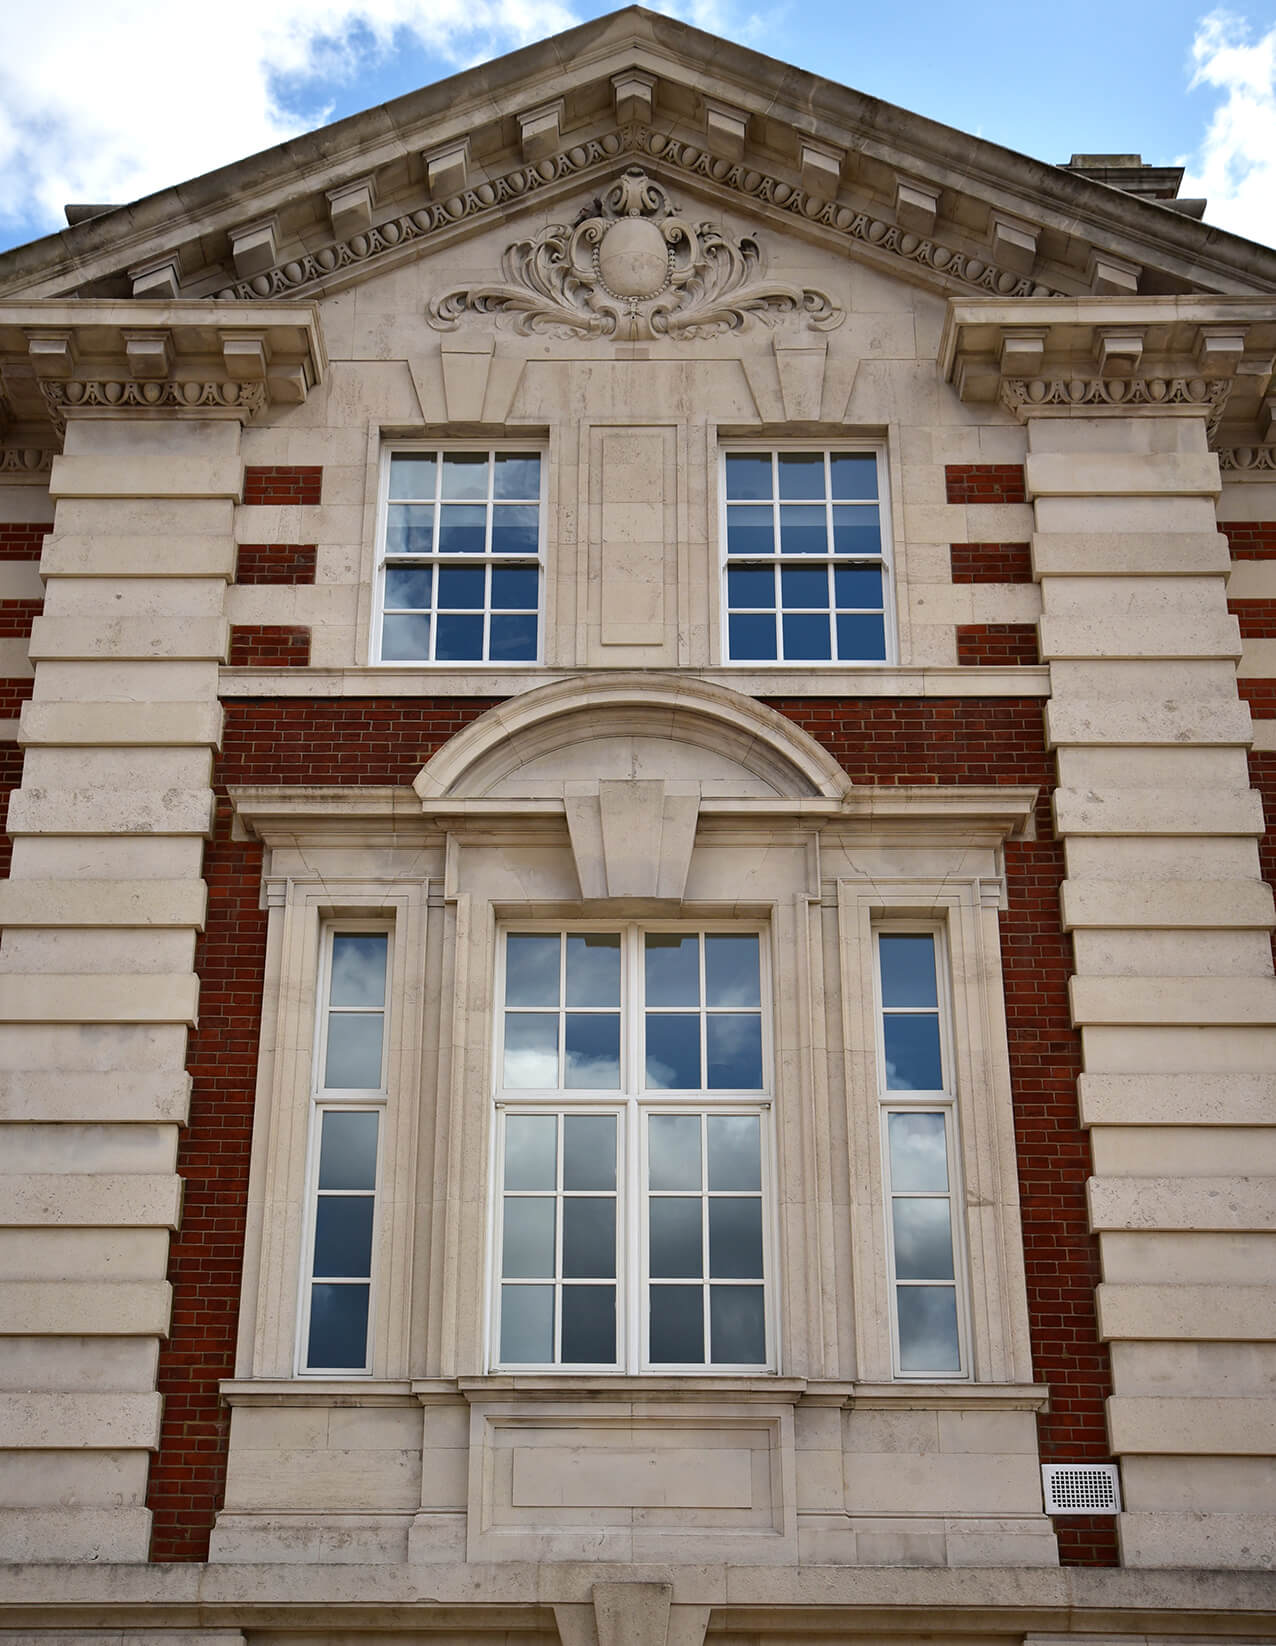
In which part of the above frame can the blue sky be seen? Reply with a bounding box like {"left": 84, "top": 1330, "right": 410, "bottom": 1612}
{"left": 2, "top": 1, "right": 1274, "bottom": 256}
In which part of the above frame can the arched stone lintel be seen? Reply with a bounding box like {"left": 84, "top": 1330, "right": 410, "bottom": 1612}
{"left": 412, "top": 673, "right": 852, "bottom": 804}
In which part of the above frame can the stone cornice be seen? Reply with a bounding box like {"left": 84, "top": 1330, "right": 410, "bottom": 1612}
{"left": 0, "top": 301, "right": 324, "bottom": 438}
{"left": 941, "top": 296, "right": 1276, "bottom": 449}
{"left": 209, "top": 126, "right": 1061, "bottom": 312}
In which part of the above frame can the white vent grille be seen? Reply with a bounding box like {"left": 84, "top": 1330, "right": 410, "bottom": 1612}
{"left": 1042, "top": 1463, "right": 1120, "bottom": 1515}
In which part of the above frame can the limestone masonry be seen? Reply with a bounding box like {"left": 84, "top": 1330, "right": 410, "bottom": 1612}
{"left": 0, "top": 9, "right": 1273, "bottom": 1645}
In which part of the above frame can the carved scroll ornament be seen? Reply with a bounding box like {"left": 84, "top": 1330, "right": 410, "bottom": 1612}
{"left": 427, "top": 167, "right": 843, "bottom": 341}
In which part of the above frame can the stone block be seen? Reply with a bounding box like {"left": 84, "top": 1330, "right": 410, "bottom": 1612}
{"left": 0, "top": 1390, "right": 162, "bottom": 1448}
{"left": 0, "top": 972, "right": 200, "bottom": 1024}
{"left": 18, "top": 701, "right": 224, "bottom": 748}
{"left": 1045, "top": 697, "right": 1253, "bottom": 747}
{"left": 1061, "top": 879, "right": 1275, "bottom": 930}
{"left": 27, "top": 616, "right": 229, "bottom": 662}
{"left": 0, "top": 1279, "right": 172, "bottom": 1337}
{"left": 1032, "top": 530, "right": 1231, "bottom": 576}
{"left": 0, "top": 1505, "right": 152, "bottom": 1562}
{"left": 1097, "top": 1282, "right": 1276, "bottom": 1340}
{"left": 49, "top": 455, "right": 242, "bottom": 500}
{"left": 1089, "top": 1175, "right": 1276, "bottom": 1232}
{"left": 1078, "top": 1072, "right": 1276, "bottom": 1126}
{"left": 1070, "top": 975, "right": 1276, "bottom": 1027}
{"left": 1026, "top": 451, "right": 1220, "bottom": 498}
{"left": 1054, "top": 787, "right": 1265, "bottom": 837}
{"left": 5, "top": 787, "right": 216, "bottom": 837}
{"left": 1118, "top": 1509, "right": 1276, "bottom": 1569}
{"left": 0, "top": 1174, "right": 182, "bottom": 1228}
{"left": 1108, "top": 1394, "right": 1276, "bottom": 1454}
{"left": 0, "top": 879, "right": 208, "bottom": 928}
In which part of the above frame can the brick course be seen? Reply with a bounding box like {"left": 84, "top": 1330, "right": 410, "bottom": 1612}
{"left": 956, "top": 622, "right": 1039, "bottom": 665}
{"left": 234, "top": 543, "right": 318, "bottom": 585}
{"left": 1230, "top": 598, "right": 1276, "bottom": 638}
{"left": 1239, "top": 679, "right": 1276, "bottom": 717}
{"left": 228, "top": 624, "right": 311, "bottom": 668}
{"left": 944, "top": 464, "right": 1027, "bottom": 505}
{"left": 0, "top": 599, "right": 43, "bottom": 639}
{"left": 950, "top": 542, "right": 1034, "bottom": 583}
{"left": 1223, "top": 521, "right": 1276, "bottom": 559}
{"left": 147, "top": 694, "right": 1115, "bottom": 1565}
{"left": 242, "top": 466, "right": 322, "bottom": 506}
{"left": 0, "top": 522, "right": 51, "bottom": 560}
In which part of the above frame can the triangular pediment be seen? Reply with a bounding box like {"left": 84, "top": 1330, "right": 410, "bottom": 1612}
{"left": 2, "top": 6, "right": 1275, "bottom": 317}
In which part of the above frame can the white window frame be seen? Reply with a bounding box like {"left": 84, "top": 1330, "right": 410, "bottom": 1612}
{"left": 717, "top": 443, "right": 897, "bottom": 668}
{"left": 872, "top": 923, "right": 972, "bottom": 1381}
{"left": 487, "top": 923, "right": 778, "bottom": 1375}
{"left": 295, "top": 922, "right": 393, "bottom": 1376}
{"left": 372, "top": 444, "right": 545, "bottom": 667}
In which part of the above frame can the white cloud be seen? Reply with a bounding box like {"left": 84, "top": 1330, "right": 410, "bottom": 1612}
{"left": 0, "top": 0, "right": 582, "bottom": 242}
{"left": 1180, "top": 9, "right": 1276, "bottom": 249}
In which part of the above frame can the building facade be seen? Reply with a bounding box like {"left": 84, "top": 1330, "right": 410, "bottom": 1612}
{"left": 0, "top": 8, "right": 1274, "bottom": 1641}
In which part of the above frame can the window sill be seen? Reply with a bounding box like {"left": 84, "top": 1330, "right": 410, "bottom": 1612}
{"left": 218, "top": 663, "right": 1052, "bottom": 699}
{"left": 220, "top": 1378, "right": 415, "bottom": 1406}
{"left": 453, "top": 1375, "right": 807, "bottom": 1403}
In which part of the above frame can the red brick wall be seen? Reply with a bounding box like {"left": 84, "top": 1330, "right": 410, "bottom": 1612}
{"left": 234, "top": 544, "right": 317, "bottom": 585}
{"left": 770, "top": 697, "right": 1116, "bottom": 1566}
{"left": 242, "top": 466, "right": 322, "bottom": 506}
{"left": 228, "top": 625, "right": 310, "bottom": 667}
{"left": 1223, "top": 521, "right": 1276, "bottom": 559}
{"left": 945, "top": 464, "right": 1027, "bottom": 505}
{"left": 1251, "top": 752, "right": 1276, "bottom": 973}
{"left": 149, "top": 694, "right": 1115, "bottom": 1565}
{"left": 950, "top": 542, "right": 1033, "bottom": 583}
{"left": 956, "top": 622, "right": 1039, "bottom": 665}
{"left": 0, "top": 522, "right": 51, "bottom": 559}
{"left": 1230, "top": 599, "right": 1276, "bottom": 638}
{"left": 1240, "top": 680, "right": 1276, "bottom": 718}
{"left": 0, "top": 600, "right": 42, "bottom": 639}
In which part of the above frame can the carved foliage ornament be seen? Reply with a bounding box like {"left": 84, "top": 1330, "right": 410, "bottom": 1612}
{"left": 40, "top": 379, "right": 267, "bottom": 432}
{"left": 1000, "top": 375, "right": 1232, "bottom": 438}
{"left": 427, "top": 168, "right": 843, "bottom": 340}
{"left": 1219, "top": 445, "right": 1276, "bottom": 473}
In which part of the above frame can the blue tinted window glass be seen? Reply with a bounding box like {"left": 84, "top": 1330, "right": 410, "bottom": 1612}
{"left": 705, "top": 935, "right": 760, "bottom": 1007}
{"left": 706, "top": 1014, "right": 763, "bottom": 1089}
{"left": 491, "top": 504, "right": 539, "bottom": 556}
{"left": 504, "top": 1113, "right": 557, "bottom": 1187}
{"left": 708, "top": 1198, "right": 763, "bottom": 1278}
{"left": 563, "top": 1199, "right": 616, "bottom": 1279}
{"left": 566, "top": 933, "right": 621, "bottom": 1007}
{"left": 313, "top": 1196, "right": 374, "bottom": 1276}
{"left": 777, "top": 452, "right": 825, "bottom": 499}
{"left": 879, "top": 934, "right": 939, "bottom": 1007}
{"left": 388, "top": 454, "right": 436, "bottom": 500}
{"left": 726, "top": 506, "right": 774, "bottom": 556}
{"left": 437, "top": 504, "right": 486, "bottom": 554}
{"left": 831, "top": 505, "right": 881, "bottom": 555}
{"left": 779, "top": 504, "right": 828, "bottom": 555}
{"left": 830, "top": 453, "right": 877, "bottom": 499}
{"left": 725, "top": 454, "right": 772, "bottom": 500}
{"left": 502, "top": 1197, "right": 555, "bottom": 1278}
{"left": 645, "top": 934, "right": 700, "bottom": 1005}
{"left": 780, "top": 566, "right": 829, "bottom": 608}
{"left": 896, "top": 1285, "right": 960, "bottom": 1372}
{"left": 500, "top": 1284, "right": 553, "bottom": 1362}
{"left": 441, "top": 452, "right": 488, "bottom": 499}
{"left": 385, "top": 504, "right": 433, "bottom": 554}
{"left": 883, "top": 1015, "right": 943, "bottom": 1091}
{"left": 318, "top": 1109, "right": 379, "bottom": 1188}
{"left": 836, "top": 613, "right": 887, "bottom": 660}
{"left": 491, "top": 566, "right": 538, "bottom": 609}
{"left": 564, "top": 1013, "right": 621, "bottom": 1089}
{"left": 437, "top": 566, "right": 485, "bottom": 609}
{"left": 645, "top": 1014, "right": 701, "bottom": 1089}
{"left": 782, "top": 612, "right": 832, "bottom": 660}
{"left": 709, "top": 1285, "right": 765, "bottom": 1363}
{"left": 728, "top": 612, "right": 776, "bottom": 660}
{"left": 384, "top": 565, "right": 432, "bottom": 609}
{"left": 490, "top": 613, "right": 537, "bottom": 660}
{"left": 563, "top": 1114, "right": 616, "bottom": 1190}
{"left": 380, "top": 613, "right": 430, "bottom": 660}
{"left": 324, "top": 1013, "right": 384, "bottom": 1089}
{"left": 561, "top": 1285, "right": 615, "bottom": 1363}
{"left": 649, "top": 1198, "right": 703, "bottom": 1277}
{"left": 834, "top": 565, "right": 883, "bottom": 609}
{"left": 506, "top": 934, "right": 559, "bottom": 1006}
{"left": 650, "top": 1285, "right": 704, "bottom": 1362}
{"left": 307, "top": 1283, "right": 369, "bottom": 1369}
{"left": 493, "top": 452, "right": 540, "bottom": 500}
{"left": 503, "top": 1014, "right": 558, "bottom": 1088}
{"left": 727, "top": 565, "right": 774, "bottom": 609}
{"left": 434, "top": 613, "right": 484, "bottom": 660}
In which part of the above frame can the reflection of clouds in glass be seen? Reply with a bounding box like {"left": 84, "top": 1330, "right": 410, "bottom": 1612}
{"left": 324, "top": 1012, "right": 384, "bottom": 1089}
{"left": 503, "top": 1114, "right": 556, "bottom": 1189}
{"left": 505, "top": 934, "right": 560, "bottom": 1007}
{"left": 707, "top": 1115, "right": 761, "bottom": 1190}
{"left": 883, "top": 1016, "right": 942, "bottom": 1091}
{"left": 503, "top": 1046, "right": 558, "bottom": 1087}
{"left": 706, "top": 1012, "right": 763, "bottom": 1088}
{"left": 705, "top": 935, "right": 761, "bottom": 1007}
{"left": 648, "top": 1114, "right": 701, "bottom": 1190}
{"left": 878, "top": 934, "right": 937, "bottom": 1008}
{"left": 329, "top": 934, "right": 387, "bottom": 1007}
{"left": 564, "top": 1013, "right": 620, "bottom": 1089}
{"left": 564, "top": 1053, "right": 621, "bottom": 1088}
{"left": 565, "top": 933, "right": 621, "bottom": 1007}
{"left": 896, "top": 1285, "right": 960, "bottom": 1373}
{"left": 892, "top": 1198, "right": 954, "bottom": 1279}
{"left": 888, "top": 1111, "right": 948, "bottom": 1191}
{"left": 503, "top": 1014, "right": 557, "bottom": 1088}
{"left": 645, "top": 934, "right": 700, "bottom": 1006}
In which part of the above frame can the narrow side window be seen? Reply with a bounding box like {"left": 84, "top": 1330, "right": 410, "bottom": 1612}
{"left": 875, "top": 929, "right": 968, "bottom": 1378}
{"left": 299, "top": 929, "right": 390, "bottom": 1374}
